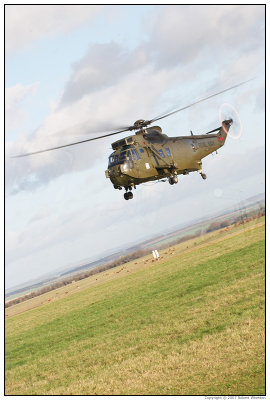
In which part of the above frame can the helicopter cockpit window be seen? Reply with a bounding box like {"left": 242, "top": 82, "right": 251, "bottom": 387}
{"left": 119, "top": 151, "right": 126, "bottom": 161}
{"left": 119, "top": 150, "right": 132, "bottom": 161}
{"left": 131, "top": 149, "right": 140, "bottom": 160}
{"left": 109, "top": 150, "right": 134, "bottom": 166}
{"left": 108, "top": 153, "right": 120, "bottom": 166}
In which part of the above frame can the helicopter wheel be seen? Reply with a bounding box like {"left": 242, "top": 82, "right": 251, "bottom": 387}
{"left": 201, "top": 173, "right": 207, "bottom": 180}
{"left": 169, "top": 176, "right": 178, "bottom": 185}
{"left": 124, "top": 191, "right": 133, "bottom": 200}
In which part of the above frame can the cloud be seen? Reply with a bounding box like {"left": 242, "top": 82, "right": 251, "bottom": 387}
{"left": 144, "top": 5, "right": 264, "bottom": 70}
{"left": 5, "top": 82, "right": 39, "bottom": 131}
{"left": 28, "top": 205, "right": 53, "bottom": 224}
{"left": 5, "top": 5, "right": 265, "bottom": 195}
{"left": 220, "top": 50, "right": 264, "bottom": 83}
{"left": 5, "top": 145, "right": 264, "bottom": 282}
{"left": 60, "top": 42, "right": 148, "bottom": 107}
{"left": 5, "top": 65, "right": 180, "bottom": 193}
{"left": 254, "top": 84, "right": 265, "bottom": 112}
{"left": 5, "top": 5, "right": 103, "bottom": 54}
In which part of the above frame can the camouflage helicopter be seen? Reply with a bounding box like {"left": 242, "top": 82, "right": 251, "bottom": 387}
{"left": 15, "top": 81, "right": 248, "bottom": 200}
{"left": 104, "top": 118, "right": 231, "bottom": 200}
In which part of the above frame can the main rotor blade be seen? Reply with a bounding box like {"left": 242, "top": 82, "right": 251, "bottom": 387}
{"left": 12, "top": 128, "right": 130, "bottom": 158}
{"left": 13, "top": 78, "right": 253, "bottom": 158}
{"left": 148, "top": 79, "right": 253, "bottom": 125}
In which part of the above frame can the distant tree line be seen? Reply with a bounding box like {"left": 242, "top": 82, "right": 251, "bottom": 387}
{"left": 5, "top": 207, "right": 264, "bottom": 309}
{"left": 206, "top": 219, "right": 232, "bottom": 233}
{"left": 5, "top": 249, "right": 149, "bottom": 308}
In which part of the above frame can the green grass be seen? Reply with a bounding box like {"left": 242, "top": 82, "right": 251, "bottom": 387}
{"left": 5, "top": 224, "right": 265, "bottom": 395}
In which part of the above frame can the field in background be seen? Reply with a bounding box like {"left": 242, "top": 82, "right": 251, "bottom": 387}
{"left": 5, "top": 220, "right": 265, "bottom": 395}
{"left": 6, "top": 197, "right": 265, "bottom": 303}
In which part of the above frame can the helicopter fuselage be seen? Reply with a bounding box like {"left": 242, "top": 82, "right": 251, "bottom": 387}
{"left": 105, "top": 120, "right": 230, "bottom": 193}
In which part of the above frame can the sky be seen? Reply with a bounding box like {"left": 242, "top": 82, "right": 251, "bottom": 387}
{"left": 5, "top": 4, "right": 265, "bottom": 290}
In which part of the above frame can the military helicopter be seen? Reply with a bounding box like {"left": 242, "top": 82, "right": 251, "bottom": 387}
{"left": 104, "top": 118, "right": 232, "bottom": 200}
{"left": 14, "top": 80, "right": 249, "bottom": 200}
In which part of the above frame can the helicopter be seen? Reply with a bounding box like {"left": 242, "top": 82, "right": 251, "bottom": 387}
{"left": 14, "top": 80, "right": 249, "bottom": 200}
{"left": 105, "top": 118, "right": 231, "bottom": 200}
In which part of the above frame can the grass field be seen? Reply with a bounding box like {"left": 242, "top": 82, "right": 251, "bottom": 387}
{"left": 5, "top": 220, "right": 265, "bottom": 395}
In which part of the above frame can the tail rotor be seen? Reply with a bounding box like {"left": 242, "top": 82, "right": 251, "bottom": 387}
{"left": 218, "top": 103, "right": 242, "bottom": 140}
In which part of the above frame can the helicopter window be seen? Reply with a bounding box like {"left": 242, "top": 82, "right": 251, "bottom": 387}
{"left": 165, "top": 147, "right": 171, "bottom": 157}
{"left": 119, "top": 150, "right": 132, "bottom": 162}
{"left": 119, "top": 151, "right": 127, "bottom": 161}
{"left": 131, "top": 149, "right": 140, "bottom": 160}
{"left": 158, "top": 149, "right": 165, "bottom": 158}
{"left": 139, "top": 148, "right": 144, "bottom": 153}
{"left": 126, "top": 150, "right": 132, "bottom": 160}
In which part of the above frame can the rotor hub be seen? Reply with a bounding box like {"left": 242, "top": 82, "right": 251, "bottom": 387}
{"left": 133, "top": 119, "right": 147, "bottom": 129}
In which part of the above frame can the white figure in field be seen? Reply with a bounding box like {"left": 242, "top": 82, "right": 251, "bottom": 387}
{"left": 152, "top": 250, "right": 160, "bottom": 260}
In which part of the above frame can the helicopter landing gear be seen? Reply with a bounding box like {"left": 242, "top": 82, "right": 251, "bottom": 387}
{"left": 168, "top": 175, "right": 178, "bottom": 185}
{"left": 124, "top": 191, "right": 133, "bottom": 200}
{"left": 200, "top": 172, "right": 207, "bottom": 180}
{"left": 124, "top": 185, "right": 134, "bottom": 200}
{"left": 198, "top": 167, "right": 207, "bottom": 180}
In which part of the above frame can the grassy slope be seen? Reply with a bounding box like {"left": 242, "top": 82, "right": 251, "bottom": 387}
{"left": 5, "top": 223, "right": 265, "bottom": 395}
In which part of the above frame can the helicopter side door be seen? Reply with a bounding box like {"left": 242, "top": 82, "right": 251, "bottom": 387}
{"left": 150, "top": 145, "right": 174, "bottom": 172}
{"left": 133, "top": 147, "right": 157, "bottom": 178}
